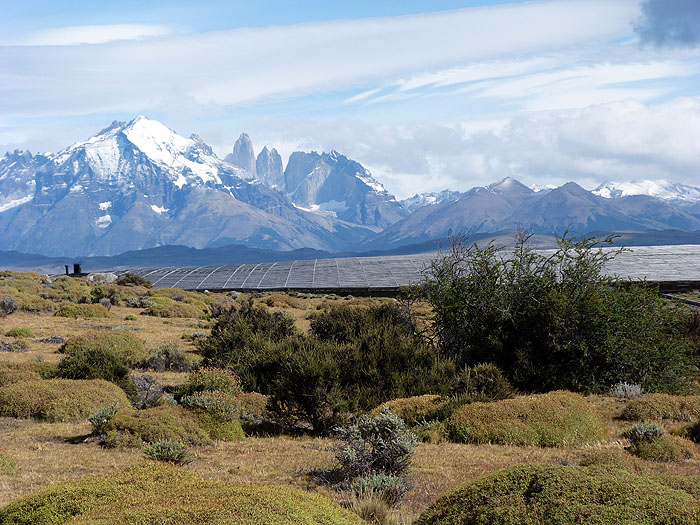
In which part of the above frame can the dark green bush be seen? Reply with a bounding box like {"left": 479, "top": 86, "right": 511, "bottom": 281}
{"left": 177, "top": 368, "right": 242, "bottom": 399}
{"left": 421, "top": 232, "right": 698, "bottom": 394}
{"left": 448, "top": 363, "right": 514, "bottom": 401}
{"left": 56, "top": 346, "right": 137, "bottom": 401}
{"left": 143, "top": 439, "right": 193, "bottom": 465}
{"left": 115, "top": 273, "right": 152, "bottom": 288}
{"left": 142, "top": 344, "right": 194, "bottom": 372}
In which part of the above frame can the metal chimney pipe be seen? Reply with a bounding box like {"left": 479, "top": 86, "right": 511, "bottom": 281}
{"left": 65, "top": 265, "right": 70, "bottom": 275}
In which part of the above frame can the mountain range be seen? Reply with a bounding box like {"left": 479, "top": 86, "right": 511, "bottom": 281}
{"left": 1, "top": 116, "right": 699, "bottom": 261}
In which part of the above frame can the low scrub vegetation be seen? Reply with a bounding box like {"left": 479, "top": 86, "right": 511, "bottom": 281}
{"left": 371, "top": 394, "right": 445, "bottom": 426}
{"left": 0, "top": 453, "right": 17, "bottom": 476}
{"left": 4, "top": 327, "right": 34, "bottom": 338}
{"left": 141, "top": 344, "right": 195, "bottom": 372}
{"left": 54, "top": 303, "right": 111, "bottom": 319}
{"left": 415, "top": 464, "right": 700, "bottom": 524}
{"left": 0, "top": 379, "right": 129, "bottom": 422}
{"left": 445, "top": 391, "right": 606, "bottom": 447}
{"left": 621, "top": 393, "right": 700, "bottom": 422}
{"left": 60, "top": 332, "right": 147, "bottom": 365}
{"left": 0, "top": 363, "right": 40, "bottom": 387}
{"left": 0, "top": 461, "right": 364, "bottom": 524}
{"left": 143, "top": 439, "right": 193, "bottom": 465}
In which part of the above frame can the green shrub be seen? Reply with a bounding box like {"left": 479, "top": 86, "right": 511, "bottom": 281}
{"left": 4, "top": 327, "right": 34, "bottom": 338}
{"left": 0, "top": 461, "right": 365, "bottom": 524}
{"left": 115, "top": 273, "right": 152, "bottom": 288}
{"left": 103, "top": 405, "right": 212, "bottom": 447}
{"left": 236, "top": 391, "right": 269, "bottom": 417}
{"left": 334, "top": 408, "right": 417, "bottom": 480}
{"left": 578, "top": 448, "right": 647, "bottom": 473}
{"left": 628, "top": 435, "right": 695, "bottom": 463}
{"left": 142, "top": 344, "right": 195, "bottom": 372}
{"left": 415, "top": 464, "right": 700, "bottom": 525}
{"left": 142, "top": 297, "right": 205, "bottom": 318}
{"left": 349, "top": 472, "right": 407, "bottom": 506}
{"left": 448, "top": 363, "right": 514, "bottom": 401}
{"left": 177, "top": 367, "right": 242, "bottom": 398}
{"left": 88, "top": 403, "right": 121, "bottom": 434}
{"left": 371, "top": 395, "right": 445, "bottom": 426}
{"left": 181, "top": 391, "right": 245, "bottom": 441}
{"left": 621, "top": 394, "right": 700, "bottom": 422}
{"left": 420, "top": 232, "right": 698, "bottom": 394}
{"left": 60, "top": 332, "right": 147, "bottom": 365}
{"left": 143, "top": 439, "right": 193, "bottom": 465}
{"left": 56, "top": 345, "right": 137, "bottom": 400}
{"left": 445, "top": 391, "right": 606, "bottom": 447}
{"left": 0, "top": 379, "right": 129, "bottom": 422}
{"left": 54, "top": 303, "right": 111, "bottom": 318}
{"left": 0, "top": 452, "right": 17, "bottom": 475}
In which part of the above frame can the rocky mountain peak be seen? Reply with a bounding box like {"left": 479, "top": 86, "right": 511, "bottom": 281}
{"left": 230, "top": 132, "right": 257, "bottom": 177}
{"left": 256, "top": 146, "right": 284, "bottom": 189}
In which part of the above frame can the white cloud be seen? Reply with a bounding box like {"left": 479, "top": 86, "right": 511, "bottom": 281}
{"left": 4, "top": 24, "right": 171, "bottom": 46}
{"left": 0, "top": 1, "right": 640, "bottom": 117}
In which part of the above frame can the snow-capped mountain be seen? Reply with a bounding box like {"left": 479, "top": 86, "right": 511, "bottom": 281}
{"left": 400, "top": 189, "right": 463, "bottom": 212}
{"left": 0, "top": 116, "right": 371, "bottom": 256}
{"left": 0, "top": 150, "right": 48, "bottom": 212}
{"left": 282, "top": 150, "right": 408, "bottom": 228}
{"left": 593, "top": 180, "right": 700, "bottom": 206}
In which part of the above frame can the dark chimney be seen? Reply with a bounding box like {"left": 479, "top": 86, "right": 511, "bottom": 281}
{"left": 65, "top": 265, "right": 70, "bottom": 275}
{"left": 73, "top": 263, "right": 82, "bottom": 275}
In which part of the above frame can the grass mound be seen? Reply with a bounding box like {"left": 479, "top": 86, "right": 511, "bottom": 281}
{"left": 628, "top": 435, "right": 695, "bottom": 463}
{"left": 141, "top": 295, "right": 206, "bottom": 318}
{"left": 54, "top": 303, "right": 111, "bottom": 319}
{"left": 416, "top": 464, "right": 700, "bottom": 525}
{"left": 0, "top": 461, "right": 365, "bottom": 524}
{"left": 371, "top": 395, "right": 445, "bottom": 426}
{"left": 621, "top": 394, "right": 700, "bottom": 422}
{"left": 445, "top": 391, "right": 606, "bottom": 447}
{"left": 103, "top": 405, "right": 213, "bottom": 447}
{"left": 578, "top": 448, "right": 647, "bottom": 473}
{"left": 60, "top": 332, "right": 147, "bottom": 365}
{"left": 4, "top": 327, "right": 34, "bottom": 338}
{"left": 0, "top": 363, "right": 39, "bottom": 387}
{"left": 0, "top": 379, "right": 129, "bottom": 422}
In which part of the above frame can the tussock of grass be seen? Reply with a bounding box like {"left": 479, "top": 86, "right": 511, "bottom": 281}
{"left": 60, "top": 332, "right": 147, "bottom": 365}
{"left": 445, "top": 391, "right": 606, "bottom": 447}
{"left": 621, "top": 394, "right": 700, "bottom": 422}
{"left": 54, "top": 303, "right": 111, "bottom": 319}
{"left": 0, "top": 461, "right": 365, "bottom": 524}
{"left": 0, "top": 453, "right": 17, "bottom": 475}
{"left": 103, "top": 405, "right": 213, "bottom": 447}
{"left": 0, "top": 379, "right": 129, "bottom": 422}
{"left": 416, "top": 464, "right": 700, "bottom": 525}
{"left": 371, "top": 395, "right": 445, "bottom": 426}
{"left": 4, "top": 327, "right": 34, "bottom": 338}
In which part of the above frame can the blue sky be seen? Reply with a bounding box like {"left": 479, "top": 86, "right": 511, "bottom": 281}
{"left": 1, "top": 0, "right": 699, "bottom": 198}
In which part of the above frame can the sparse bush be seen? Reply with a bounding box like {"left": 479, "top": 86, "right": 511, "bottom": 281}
{"left": 448, "top": 363, "right": 514, "bottom": 401}
{"left": 610, "top": 381, "right": 644, "bottom": 399}
{"left": 115, "top": 273, "right": 152, "bottom": 288}
{"left": 99, "top": 297, "right": 112, "bottom": 310}
{"left": 55, "top": 303, "right": 111, "bottom": 319}
{"left": 88, "top": 403, "right": 121, "bottom": 434}
{"left": 415, "top": 464, "right": 700, "bottom": 525}
{"left": 0, "top": 296, "right": 19, "bottom": 316}
{"left": 5, "top": 327, "right": 34, "bottom": 338}
{"left": 183, "top": 331, "right": 208, "bottom": 341}
{"left": 621, "top": 393, "right": 700, "bottom": 422}
{"left": 142, "top": 344, "right": 194, "bottom": 372}
{"left": 103, "top": 405, "right": 212, "bottom": 447}
{"left": 446, "top": 391, "right": 606, "bottom": 447}
{"left": 349, "top": 472, "right": 407, "bottom": 505}
{"left": 0, "top": 379, "right": 129, "bottom": 422}
{"left": 622, "top": 422, "right": 665, "bottom": 443}
{"left": 0, "top": 461, "right": 365, "bottom": 524}
{"left": 334, "top": 409, "right": 417, "bottom": 481}
{"left": 131, "top": 374, "right": 166, "bottom": 409}
{"left": 91, "top": 285, "right": 121, "bottom": 305}
{"left": 60, "top": 332, "right": 147, "bottom": 365}
{"left": 143, "top": 439, "right": 193, "bottom": 465}
{"left": 0, "top": 340, "right": 28, "bottom": 352}
{"left": 420, "top": 232, "right": 698, "bottom": 394}
{"left": 181, "top": 390, "right": 245, "bottom": 441}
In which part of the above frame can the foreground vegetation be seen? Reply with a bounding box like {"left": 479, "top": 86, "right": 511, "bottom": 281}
{"left": 1, "top": 233, "right": 699, "bottom": 524}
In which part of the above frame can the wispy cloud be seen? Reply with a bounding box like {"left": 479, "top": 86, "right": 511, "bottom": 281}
{"left": 4, "top": 24, "right": 171, "bottom": 46}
